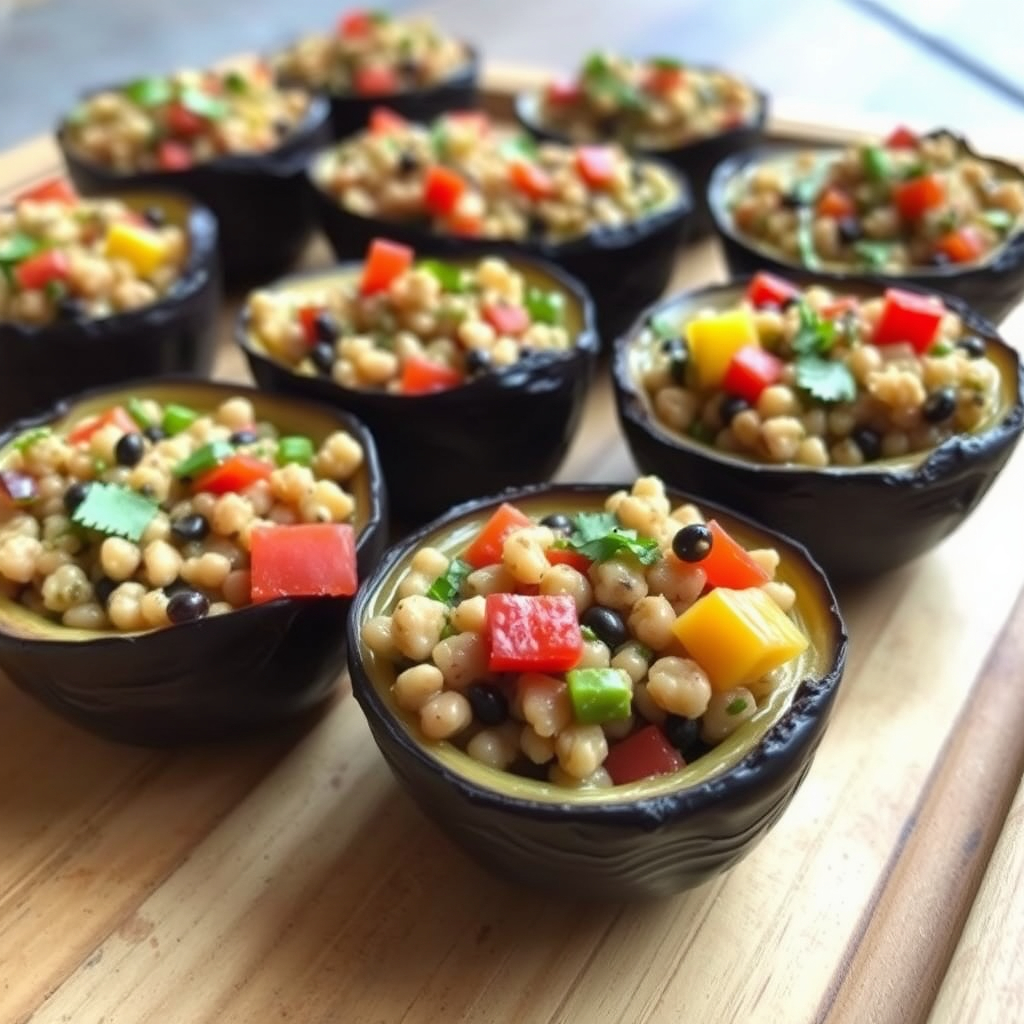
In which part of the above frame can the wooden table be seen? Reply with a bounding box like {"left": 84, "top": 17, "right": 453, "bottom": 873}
{"left": 2, "top": 69, "right": 1024, "bottom": 1024}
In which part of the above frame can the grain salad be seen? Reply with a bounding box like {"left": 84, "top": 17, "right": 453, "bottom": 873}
{"left": 361, "top": 475, "right": 809, "bottom": 789}
{"left": 313, "top": 108, "right": 681, "bottom": 242}
{"left": 638, "top": 273, "right": 1002, "bottom": 467}
{"left": 0, "top": 395, "right": 364, "bottom": 632}
{"left": 729, "top": 128, "right": 1024, "bottom": 272}
{"left": 0, "top": 183, "right": 186, "bottom": 326}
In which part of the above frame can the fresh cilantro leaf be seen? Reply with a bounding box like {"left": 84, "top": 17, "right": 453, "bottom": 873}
{"left": 426, "top": 558, "right": 472, "bottom": 605}
{"left": 524, "top": 287, "right": 564, "bottom": 325}
{"left": 418, "top": 259, "right": 466, "bottom": 293}
{"left": 982, "top": 209, "right": 1016, "bottom": 235}
{"left": 580, "top": 51, "right": 643, "bottom": 109}
{"left": 558, "top": 511, "right": 661, "bottom": 565}
{"left": 123, "top": 76, "right": 173, "bottom": 107}
{"left": 223, "top": 70, "right": 248, "bottom": 94}
{"left": 179, "top": 88, "right": 228, "bottom": 121}
{"left": 792, "top": 301, "right": 836, "bottom": 355}
{"left": 853, "top": 240, "right": 893, "bottom": 269}
{"left": 726, "top": 697, "right": 749, "bottom": 715}
{"left": 860, "top": 145, "right": 890, "bottom": 183}
{"left": 929, "top": 339, "right": 954, "bottom": 356}
{"left": 71, "top": 482, "right": 159, "bottom": 543}
{"left": 795, "top": 356, "right": 856, "bottom": 403}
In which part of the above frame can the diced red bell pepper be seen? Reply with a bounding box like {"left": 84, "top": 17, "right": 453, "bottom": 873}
{"left": 546, "top": 78, "right": 582, "bottom": 105}
{"left": 14, "top": 249, "right": 69, "bottom": 291}
{"left": 696, "top": 520, "right": 771, "bottom": 590}
{"left": 872, "top": 288, "right": 944, "bottom": 353}
{"left": 816, "top": 186, "right": 856, "bottom": 220}
{"left": 423, "top": 166, "right": 467, "bottom": 216}
{"left": 166, "top": 101, "right": 208, "bottom": 139}
{"left": 67, "top": 405, "right": 138, "bottom": 445}
{"left": 369, "top": 106, "right": 408, "bottom": 134}
{"left": 297, "top": 305, "right": 324, "bottom": 347}
{"left": 447, "top": 210, "right": 482, "bottom": 236}
{"left": 604, "top": 725, "right": 684, "bottom": 785}
{"left": 250, "top": 523, "right": 357, "bottom": 602}
{"left": 575, "top": 145, "right": 616, "bottom": 188}
{"left": 353, "top": 66, "right": 398, "bottom": 96}
{"left": 885, "top": 125, "right": 918, "bottom": 149}
{"left": 337, "top": 10, "right": 373, "bottom": 37}
{"left": 934, "top": 226, "right": 984, "bottom": 264}
{"left": 722, "top": 346, "right": 784, "bottom": 404}
{"left": 746, "top": 271, "right": 798, "bottom": 309}
{"left": 486, "top": 593, "right": 583, "bottom": 673}
{"left": 156, "top": 140, "right": 192, "bottom": 170}
{"left": 464, "top": 502, "right": 533, "bottom": 568}
{"left": 399, "top": 355, "right": 463, "bottom": 395}
{"left": 894, "top": 173, "right": 945, "bottom": 220}
{"left": 509, "top": 159, "right": 554, "bottom": 200}
{"left": 360, "top": 238, "right": 414, "bottom": 295}
{"left": 819, "top": 295, "right": 859, "bottom": 319}
{"left": 545, "top": 548, "right": 592, "bottom": 574}
{"left": 482, "top": 302, "right": 530, "bottom": 336}
{"left": 192, "top": 454, "right": 273, "bottom": 494}
{"left": 16, "top": 177, "right": 77, "bottom": 205}
{"left": 644, "top": 64, "right": 686, "bottom": 94}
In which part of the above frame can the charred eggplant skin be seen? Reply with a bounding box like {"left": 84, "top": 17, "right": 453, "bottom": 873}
{"left": 514, "top": 83, "right": 768, "bottom": 237}
{"left": 612, "top": 278, "right": 1024, "bottom": 580}
{"left": 347, "top": 482, "right": 847, "bottom": 898}
{"left": 708, "top": 133, "right": 1024, "bottom": 323}
{"left": 307, "top": 161, "right": 692, "bottom": 345}
{"left": 0, "top": 377, "right": 388, "bottom": 746}
{"left": 0, "top": 192, "right": 220, "bottom": 427}
{"left": 56, "top": 96, "right": 332, "bottom": 288}
{"left": 236, "top": 257, "right": 599, "bottom": 524}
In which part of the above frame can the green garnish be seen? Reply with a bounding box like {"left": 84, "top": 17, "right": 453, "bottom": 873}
{"left": 524, "top": 287, "right": 565, "bottom": 326}
{"left": 566, "top": 667, "right": 633, "bottom": 724}
{"left": 861, "top": 145, "right": 890, "bottom": 183}
{"left": 0, "top": 232, "right": 42, "bottom": 266}
{"left": 688, "top": 420, "right": 714, "bottom": 444}
{"left": 418, "top": 258, "right": 467, "bottom": 292}
{"left": 557, "top": 512, "right": 661, "bottom": 566}
{"left": 429, "top": 121, "right": 448, "bottom": 157}
{"left": 792, "top": 301, "right": 837, "bottom": 356}
{"left": 44, "top": 280, "right": 66, "bottom": 302}
{"left": 853, "top": 240, "right": 894, "bottom": 269}
{"left": 982, "top": 209, "right": 1016, "bottom": 235}
{"left": 626, "top": 641, "right": 654, "bottom": 663}
{"left": 726, "top": 697, "right": 749, "bottom": 716}
{"left": 173, "top": 440, "right": 232, "bottom": 479}
{"left": 581, "top": 625, "right": 600, "bottom": 643}
{"left": 581, "top": 51, "right": 643, "bottom": 109}
{"left": 647, "top": 311, "right": 679, "bottom": 341}
{"left": 499, "top": 134, "right": 539, "bottom": 161}
{"left": 126, "top": 398, "right": 152, "bottom": 429}
{"left": 795, "top": 208, "right": 820, "bottom": 270}
{"left": 123, "top": 76, "right": 173, "bottom": 107}
{"left": 178, "top": 88, "right": 228, "bottom": 121}
{"left": 12, "top": 427, "right": 50, "bottom": 453}
{"left": 649, "top": 56, "right": 685, "bottom": 71}
{"left": 425, "top": 558, "right": 472, "bottom": 605}
{"left": 900, "top": 159, "right": 928, "bottom": 180}
{"left": 162, "top": 403, "right": 198, "bottom": 435}
{"left": 223, "top": 70, "right": 248, "bottom": 94}
{"left": 795, "top": 356, "right": 857, "bottom": 403}
{"left": 929, "top": 340, "right": 955, "bottom": 356}
{"left": 276, "top": 435, "right": 314, "bottom": 467}
{"left": 936, "top": 209, "right": 959, "bottom": 233}
{"left": 71, "top": 482, "right": 159, "bottom": 542}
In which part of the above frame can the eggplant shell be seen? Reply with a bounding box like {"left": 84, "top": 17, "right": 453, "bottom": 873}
{"left": 57, "top": 95, "right": 332, "bottom": 288}
{"left": 514, "top": 78, "right": 768, "bottom": 237}
{"left": 307, "top": 151, "right": 693, "bottom": 345}
{"left": 347, "top": 482, "right": 847, "bottom": 899}
{"left": 0, "top": 378, "right": 388, "bottom": 746}
{"left": 278, "top": 46, "right": 479, "bottom": 140}
{"left": 0, "top": 191, "right": 219, "bottom": 427}
{"left": 236, "top": 256, "right": 599, "bottom": 524}
{"left": 708, "top": 132, "right": 1024, "bottom": 323}
{"left": 613, "top": 278, "right": 1024, "bottom": 581}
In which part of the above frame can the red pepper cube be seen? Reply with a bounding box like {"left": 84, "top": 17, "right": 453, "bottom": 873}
{"left": 369, "top": 106, "right": 408, "bottom": 134}
{"left": 508, "top": 160, "right": 554, "bottom": 200}
{"left": 482, "top": 302, "right": 530, "bottom": 336}
{"left": 604, "top": 725, "right": 684, "bottom": 785}
{"left": 250, "top": 523, "right": 358, "bottom": 602}
{"left": 14, "top": 249, "right": 70, "bottom": 291}
{"left": 544, "top": 547, "right": 592, "bottom": 575}
{"left": 893, "top": 173, "right": 944, "bottom": 220}
{"left": 157, "top": 141, "right": 192, "bottom": 170}
{"left": 16, "top": 177, "right": 77, "bottom": 205}
{"left": 692, "top": 519, "right": 771, "bottom": 591}
{"left": 486, "top": 593, "right": 583, "bottom": 674}
{"left": 745, "top": 271, "right": 798, "bottom": 309}
{"left": 722, "top": 346, "right": 784, "bottom": 404}
{"left": 399, "top": 355, "right": 463, "bottom": 395}
{"left": 872, "top": 288, "right": 945, "bottom": 353}
{"left": 885, "top": 125, "right": 919, "bottom": 149}
{"left": 463, "top": 503, "right": 533, "bottom": 568}
{"left": 354, "top": 66, "right": 398, "bottom": 96}
{"left": 192, "top": 454, "right": 273, "bottom": 495}
{"left": 423, "top": 166, "right": 467, "bottom": 216}
{"left": 575, "top": 146, "right": 616, "bottom": 188}
{"left": 360, "top": 238, "right": 414, "bottom": 295}
{"left": 67, "top": 405, "right": 137, "bottom": 446}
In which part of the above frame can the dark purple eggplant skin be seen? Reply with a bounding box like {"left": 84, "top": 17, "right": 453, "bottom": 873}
{"left": 278, "top": 47, "right": 479, "bottom": 140}
{"left": 307, "top": 154, "right": 692, "bottom": 345}
{"left": 56, "top": 96, "right": 331, "bottom": 288}
{"left": 514, "top": 82, "right": 768, "bottom": 237}
{"left": 0, "top": 192, "right": 220, "bottom": 428}
{"left": 612, "top": 278, "right": 1024, "bottom": 581}
{"left": 0, "top": 377, "right": 388, "bottom": 747}
{"left": 236, "top": 256, "right": 599, "bottom": 525}
{"left": 347, "top": 481, "right": 847, "bottom": 898}
{"left": 707, "top": 131, "right": 1024, "bottom": 323}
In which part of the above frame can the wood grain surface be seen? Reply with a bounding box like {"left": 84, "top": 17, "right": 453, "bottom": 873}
{"left": 2, "top": 73, "right": 1024, "bottom": 1024}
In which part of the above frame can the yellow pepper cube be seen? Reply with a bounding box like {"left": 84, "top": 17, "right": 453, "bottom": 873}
{"left": 685, "top": 310, "right": 760, "bottom": 389}
{"left": 671, "top": 586, "right": 809, "bottom": 692}
{"left": 104, "top": 222, "right": 169, "bottom": 277}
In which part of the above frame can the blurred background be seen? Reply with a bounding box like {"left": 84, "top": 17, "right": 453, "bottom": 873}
{"left": 0, "top": 0, "right": 1023, "bottom": 149}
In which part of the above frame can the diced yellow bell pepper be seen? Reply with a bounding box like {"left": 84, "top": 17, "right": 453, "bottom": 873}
{"left": 685, "top": 310, "right": 760, "bottom": 389}
{"left": 671, "top": 586, "right": 808, "bottom": 692}
{"left": 104, "top": 222, "right": 169, "bottom": 277}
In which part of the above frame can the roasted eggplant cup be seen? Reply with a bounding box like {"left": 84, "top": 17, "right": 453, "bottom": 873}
{"left": 236, "top": 254, "right": 599, "bottom": 523}
{"left": 57, "top": 96, "right": 332, "bottom": 288}
{"left": 515, "top": 78, "right": 768, "bottom": 237}
{"left": 347, "top": 481, "right": 847, "bottom": 898}
{"left": 613, "top": 279, "right": 1024, "bottom": 580}
{"left": 708, "top": 132, "right": 1024, "bottom": 323}
{"left": 0, "top": 378, "right": 387, "bottom": 746}
{"left": 0, "top": 190, "right": 219, "bottom": 426}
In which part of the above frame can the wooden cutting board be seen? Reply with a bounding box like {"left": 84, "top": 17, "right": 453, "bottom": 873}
{"left": 1, "top": 63, "right": 1023, "bottom": 1024}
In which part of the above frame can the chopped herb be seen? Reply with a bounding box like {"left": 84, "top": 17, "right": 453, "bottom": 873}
{"left": 556, "top": 511, "right": 661, "bottom": 565}
{"left": 425, "top": 558, "right": 472, "bottom": 605}
{"left": 796, "top": 208, "right": 820, "bottom": 269}
{"left": 92, "top": 457, "right": 108, "bottom": 474}
{"left": 580, "top": 51, "right": 643, "bottom": 109}
{"left": 795, "top": 356, "right": 857, "bottom": 403}
{"left": 429, "top": 120, "right": 448, "bottom": 157}
{"left": 276, "top": 435, "right": 314, "bottom": 467}
{"left": 178, "top": 88, "right": 228, "bottom": 121}
{"left": 12, "top": 427, "right": 50, "bottom": 453}
{"left": 173, "top": 440, "right": 232, "bottom": 478}
{"left": 936, "top": 209, "right": 959, "bottom": 233}
{"left": 223, "top": 70, "right": 248, "bottom": 94}
{"left": 629, "top": 641, "right": 654, "bottom": 662}
{"left": 581, "top": 625, "right": 600, "bottom": 643}
{"left": 418, "top": 258, "right": 466, "bottom": 292}
{"left": 647, "top": 311, "right": 679, "bottom": 341}
{"left": 900, "top": 159, "right": 928, "bottom": 180}
{"left": 0, "top": 232, "right": 42, "bottom": 266}
{"left": 162, "top": 403, "right": 198, "bottom": 435}
{"left": 70, "top": 482, "right": 159, "bottom": 542}
{"left": 929, "top": 339, "right": 955, "bottom": 356}
{"left": 853, "top": 240, "right": 893, "bottom": 269}
{"left": 860, "top": 145, "right": 890, "bottom": 183}
{"left": 982, "top": 209, "right": 1016, "bottom": 235}
{"left": 726, "top": 697, "right": 749, "bottom": 715}
{"left": 524, "top": 287, "right": 565, "bottom": 325}
{"left": 499, "top": 134, "right": 539, "bottom": 161}
{"left": 792, "top": 301, "right": 836, "bottom": 355}
{"left": 123, "top": 76, "right": 174, "bottom": 107}
{"left": 126, "top": 397, "right": 152, "bottom": 429}
{"left": 439, "top": 620, "right": 457, "bottom": 640}
{"left": 44, "top": 280, "right": 67, "bottom": 302}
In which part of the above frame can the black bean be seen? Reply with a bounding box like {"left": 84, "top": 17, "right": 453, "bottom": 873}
{"left": 466, "top": 683, "right": 509, "bottom": 726}
{"left": 837, "top": 217, "right": 863, "bottom": 244}
{"left": 229, "top": 429, "right": 259, "bottom": 445}
{"left": 580, "top": 605, "right": 628, "bottom": 651}
{"left": 311, "top": 342, "right": 336, "bottom": 375}
{"left": 114, "top": 432, "right": 145, "bottom": 467}
{"left": 167, "top": 589, "right": 210, "bottom": 624}
{"left": 957, "top": 335, "right": 986, "bottom": 359}
{"left": 540, "top": 513, "right": 573, "bottom": 534}
{"left": 526, "top": 213, "right": 548, "bottom": 238}
{"left": 398, "top": 58, "right": 421, "bottom": 79}
{"left": 142, "top": 205, "right": 166, "bottom": 227}
{"left": 55, "top": 296, "right": 86, "bottom": 321}
{"left": 720, "top": 395, "right": 751, "bottom": 425}
{"left": 170, "top": 513, "right": 210, "bottom": 542}
{"left": 851, "top": 426, "right": 882, "bottom": 461}
{"left": 93, "top": 576, "right": 118, "bottom": 606}
{"left": 780, "top": 191, "right": 806, "bottom": 209}
{"left": 663, "top": 340, "right": 688, "bottom": 384}
{"left": 672, "top": 523, "right": 713, "bottom": 563}
{"left": 929, "top": 249, "right": 951, "bottom": 267}
{"left": 63, "top": 481, "right": 92, "bottom": 513}
{"left": 923, "top": 387, "right": 957, "bottom": 423}
{"left": 272, "top": 117, "right": 292, "bottom": 137}
{"left": 314, "top": 311, "right": 339, "bottom": 344}
{"left": 663, "top": 714, "right": 701, "bottom": 757}
{"left": 465, "top": 349, "right": 491, "bottom": 375}
{"left": 397, "top": 150, "right": 419, "bottom": 175}
{"left": 144, "top": 425, "right": 166, "bottom": 443}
